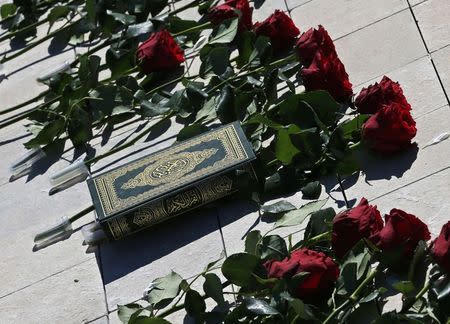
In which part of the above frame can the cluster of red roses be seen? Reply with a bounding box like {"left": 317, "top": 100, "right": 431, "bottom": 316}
{"left": 209, "top": 0, "right": 353, "bottom": 103}
{"left": 356, "top": 76, "right": 417, "bottom": 154}
{"left": 264, "top": 198, "right": 450, "bottom": 303}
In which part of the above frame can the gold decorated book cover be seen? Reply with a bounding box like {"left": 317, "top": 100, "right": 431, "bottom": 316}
{"left": 87, "top": 122, "right": 255, "bottom": 239}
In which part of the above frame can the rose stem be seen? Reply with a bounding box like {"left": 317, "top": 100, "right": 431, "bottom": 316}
{"left": 323, "top": 266, "right": 379, "bottom": 324}
{"left": 0, "top": 15, "right": 211, "bottom": 120}
{"left": 0, "top": 19, "right": 81, "bottom": 64}
{"left": 207, "top": 53, "right": 298, "bottom": 94}
{"left": 400, "top": 277, "right": 431, "bottom": 313}
{"left": 68, "top": 205, "right": 95, "bottom": 223}
{"left": 0, "top": 18, "right": 49, "bottom": 43}
{"left": 336, "top": 173, "right": 350, "bottom": 208}
{"left": 84, "top": 113, "right": 174, "bottom": 166}
{"left": 0, "top": 90, "right": 49, "bottom": 116}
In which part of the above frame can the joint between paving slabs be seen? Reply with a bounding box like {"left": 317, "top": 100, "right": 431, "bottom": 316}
{"left": 405, "top": 0, "right": 450, "bottom": 106}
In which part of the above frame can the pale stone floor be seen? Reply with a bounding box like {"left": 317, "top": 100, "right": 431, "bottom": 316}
{"left": 0, "top": 0, "right": 449, "bottom": 323}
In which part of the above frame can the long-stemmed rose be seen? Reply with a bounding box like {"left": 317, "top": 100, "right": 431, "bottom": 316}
{"left": 362, "top": 102, "right": 417, "bottom": 154}
{"left": 208, "top": 0, "right": 253, "bottom": 30}
{"left": 253, "top": 10, "right": 300, "bottom": 51}
{"left": 332, "top": 197, "right": 383, "bottom": 258}
{"left": 355, "top": 75, "right": 411, "bottom": 114}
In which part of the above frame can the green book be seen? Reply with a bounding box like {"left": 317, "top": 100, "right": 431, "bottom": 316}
{"left": 87, "top": 122, "right": 256, "bottom": 240}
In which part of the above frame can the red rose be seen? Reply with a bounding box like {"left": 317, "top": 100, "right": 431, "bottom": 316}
{"left": 362, "top": 102, "right": 417, "bottom": 154}
{"left": 253, "top": 10, "right": 300, "bottom": 50}
{"left": 208, "top": 0, "right": 253, "bottom": 31}
{"left": 332, "top": 198, "right": 383, "bottom": 258}
{"left": 301, "top": 50, "right": 353, "bottom": 102}
{"left": 136, "top": 29, "right": 185, "bottom": 74}
{"left": 264, "top": 248, "right": 339, "bottom": 302}
{"left": 355, "top": 76, "right": 411, "bottom": 114}
{"left": 432, "top": 221, "right": 450, "bottom": 273}
{"left": 296, "top": 25, "right": 336, "bottom": 64}
{"left": 371, "top": 209, "right": 431, "bottom": 259}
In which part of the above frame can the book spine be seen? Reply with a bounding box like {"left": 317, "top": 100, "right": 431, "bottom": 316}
{"left": 101, "top": 173, "right": 239, "bottom": 240}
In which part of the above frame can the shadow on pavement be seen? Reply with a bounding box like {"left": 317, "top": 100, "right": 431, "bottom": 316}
{"left": 98, "top": 205, "right": 221, "bottom": 284}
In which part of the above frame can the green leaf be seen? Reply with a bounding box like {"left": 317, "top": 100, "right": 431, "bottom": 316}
{"left": 275, "top": 128, "right": 300, "bottom": 164}
{"left": 244, "top": 297, "right": 279, "bottom": 315}
{"left": 0, "top": 3, "right": 16, "bottom": 19}
{"left": 185, "top": 289, "right": 206, "bottom": 320}
{"left": 278, "top": 91, "right": 340, "bottom": 128}
{"left": 106, "top": 48, "right": 136, "bottom": 78}
{"left": 393, "top": 281, "right": 415, "bottom": 294}
{"left": 261, "top": 201, "right": 296, "bottom": 215}
{"left": 146, "top": 271, "right": 183, "bottom": 308}
{"left": 126, "top": 21, "right": 154, "bottom": 38}
{"left": 339, "top": 114, "right": 369, "bottom": 140}
{"left": 209, "top": 18, "right": 238, "bottom": 44}
{"left": 237, "top": 31, "right": 254, "bottom": 66}
{"left": 248, "top": 36, "right": 272, "bottom": 67}
{"left": 67, "top": 105, "right": 93, "bottom": 148}
{"left": 24, "top": 118, "right": 65, "bottom": 149}
{"left": 203, "top": 273, "right": 225, "bottom": 306}
{"left": 117, "top": 303, "right": 143, "bottom": 323}
{"left": 304, "top": 207, "right": 335, "bottom": 240}
{"left": 106, "top": 10, "right": 136, "bottom": 25}
{"left": 245, "top": 230, "right": 262, "bottom": 256}
{"left": 200, "top": 46, "right": 230, "bottom": 77}
{"left": 140, "top": 100, "right": 170, "bottom": 117}
{"left": 130, "top": 318, "right": 171, "bottom": 324}
{"left": 48, "top": 6, "right": 71, "bottom": 28}
{"left": 222, "top": 253, "right": 262, "bottom": 287}
{"left": 301, "top": 181, "right": 322, "bottom": 200}
{"left": 177, "top": 124, "right": 208, "bottom": 141}
{"left": 274, "top": 199, "right": 328, "bottom": 229}
{"left": 195, "top": 97, "right": 217, "bottom": 123}
{"left": 148, "top": 0, "right": 168, "bottom": 16}
{"left": 216, "top": 86, "right": 236, "bottom": 123}
{"left": 85, "top": 0, "right": 96, "bottom": 24}
{"left": 258, "top": 235, "right": 288, "bottom": 260}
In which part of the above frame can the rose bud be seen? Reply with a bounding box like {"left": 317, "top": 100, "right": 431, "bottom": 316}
{"left": 264, "top": 248, "right": 339, "bottom": 302}
{"left": 371, "top": 209, "right": 430, "bottom": 260}
{"left": 362, "top": 102, "right": 417, "bottom": 154}
{"left": 253, "top": 10, "right": 300, "bottom": 50}
{"left": 301, "top": 51, "right": 353, "bottom": 102}
{"left": 355, "top": 76, "right": 411, "bottom": 114}
{"left": 208, "top": 0, "right": 253, "bottom": 31}
{"left": 136, "top": 29, "right": 185, "bottom": 74}
{"left": 332, "top": 198, "right": 384, "bottom": 258}
{"left": 432, "top": 221, "right": 450, "bottom": 273}
{"left": 296, "top": 25, "right": 336, "bottom": 64}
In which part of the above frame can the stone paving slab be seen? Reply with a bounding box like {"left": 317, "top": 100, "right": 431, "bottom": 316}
{"left": 1, "top": 1, "right": 449, "bottom": 323}
{"left": 370, "top": 166, "right": 450, "bottom": 236}
{"left": 432, "top": 45, "right": 450, "bottom": 96}
{"left": 355, "top": 56, "right": 448, "bottom": 119}
{"left": 290, "top": 0, "right": 407, "bottom": 41}
{"left": 335, "top": 10, "right": 427, "bottom": 86}
{"left": 413, "top": 0, "right": 450, "bottom": 52}
{"left": 0, "top": 258, "right": 107, "bottom": 323}
{"left": 338, "top": 105, "right": 450, "bottom": 205}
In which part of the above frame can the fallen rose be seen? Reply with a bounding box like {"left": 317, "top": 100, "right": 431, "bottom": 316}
{"left": 362, "top": 102, "right": 417, "bottom": 154}
{"left": 253, "top": 10, "right": 300, "bottom": 50}
{"left": 355, "top": 76, "right": 411, "bottom": 114}
{"left": 371, "top": 209, "right": 430, "bottom": 260}
{"left": 264, "top": 248, "right": 339, "bottom": 302}
{"left": 332, "top": 197, "right": 383, "bottom": 258}
{"left": 432, "top": 221, "right": 450, "bottom": 273}
{"left": 301, "top": 50, "right": 353, "bottom": 102}
{"left": 136, "top": 29, "right": 185, "bottom": 74}
{"left": 208, "top": 0, "right": 253, "bottom": 30}
{"left": 296, "top": 25, "right": 336, "bottom": 64}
